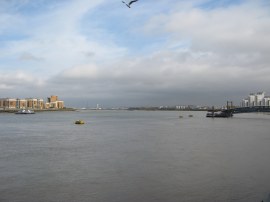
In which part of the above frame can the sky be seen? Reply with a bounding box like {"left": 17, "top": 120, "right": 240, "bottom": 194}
{"left": 0, "top": 0, "right": 270, "bottom": 108}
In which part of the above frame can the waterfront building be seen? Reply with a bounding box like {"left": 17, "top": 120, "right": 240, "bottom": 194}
{"left": 0, "top": 98, "right": 6, "bottom": 109}
{"left": 16, "top": 99, "right": 27, "bottom": 109}
{"left": 176, "top": 105, "right": 187, "bottom": 110}
{"left": 0, "top": 96, "right": 58, "bottom": 110}
{"left": 248, "top": 93, "right": 256, "bottom": 107}
{"left": 263, "top": 96, "right": 270, "bottom": 107}
{"left": 22, "top": 98, "right": 44, "bottom": 109}
{"left": 0, "top": 98, "right": 17, "bottom": 109}
{"left": 46, "top": 95, "right": 64, "bottom": 109}
{"left": 242, "top": 99, "right": 249, "bottom": 107}
{"left": 26, "top": 98, "right": 38, "bottom": 109}
{"left": 255, "top": 92, "right": 265, "bottom": 106}
{"left": 37, "top": 99, "right": 44, "bottom": 109}
{"left": 47, "top": 101, "right": 64, "bottom": 109}
{"left": 47, "top": 95, "right": 58, "bottom": 103}
{"left": 241, "top": 92, "right": 270, "bottom": 107}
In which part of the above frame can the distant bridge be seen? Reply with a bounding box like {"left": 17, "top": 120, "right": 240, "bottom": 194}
{"left": 207, "top": 104, "right": 270, "bottom": 118}
{"left": 231, "top": 106, "right": 270, "bottom": 114}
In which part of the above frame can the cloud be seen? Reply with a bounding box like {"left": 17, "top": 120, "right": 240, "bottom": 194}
{"left": 84, "top": 51, "right": 95, "bottom": 58}
{"left": 143, "top": 1, "right": 270, "bottom": 58}
{"left": 0, "top": 0, "right": 125, "bottom": 77}
{"left": 60, "top": 64, "right": 99, "bottom": 79}
{"left": 46, "top": 44, "right": 270, "bottom": 107}
{"left": 1, "top": 0, "right": 270, "bottom": 107}
{"left": 19, "top": 52, "right": 43, "bottom": 61}
{"left": 0, "top": 71, "right": 44, "bottom": 91}
{"left": 0, "top": 84, "right": 12, "bottom": 90}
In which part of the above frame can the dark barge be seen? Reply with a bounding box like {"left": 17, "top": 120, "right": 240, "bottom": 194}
{"left": 206, "top": 109, "right": 233, "bottom": 118}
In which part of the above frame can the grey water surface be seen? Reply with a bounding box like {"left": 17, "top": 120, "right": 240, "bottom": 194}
{"left": 0, "top": 110, "right": 270, "bottom": 202}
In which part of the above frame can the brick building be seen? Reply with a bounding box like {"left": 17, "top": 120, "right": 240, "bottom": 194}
{"left": 46, "top": 95, "right": 64, "bottom": 109}
{"left": 0, "top": 95, "right": 64, "bottom": 110}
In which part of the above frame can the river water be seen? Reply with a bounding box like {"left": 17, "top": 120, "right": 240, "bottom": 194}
{"left": 0, "top": 110, "right": 269, "bottom": 202}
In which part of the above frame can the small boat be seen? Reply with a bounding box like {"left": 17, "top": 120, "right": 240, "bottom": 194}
{"left": 75, "top": 120, "right": 85, "bottom": 124}
{"left": 15, "top": 109, "right": 35, "bottom": 114}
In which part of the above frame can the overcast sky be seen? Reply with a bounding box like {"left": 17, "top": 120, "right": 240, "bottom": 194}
{"left": 0, "top": 0, "right": 270, "bottom": 108}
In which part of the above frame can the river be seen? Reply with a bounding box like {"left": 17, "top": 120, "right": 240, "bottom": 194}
{"left": 0, "top": 110, "right": 269, "bottom": 202}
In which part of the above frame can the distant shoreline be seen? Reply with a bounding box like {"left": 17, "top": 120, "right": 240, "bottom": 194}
{"left": 76, "top": 108, "right": 209, "bottom": 112}
{"left": 0, "top": 108, "right": 76, "bottom": 113}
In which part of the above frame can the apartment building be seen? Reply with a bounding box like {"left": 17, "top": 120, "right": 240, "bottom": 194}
{"left": 263, "top": 96, "right": 270, "bottom": 106}
{"left": 241, "top": 92, "right": 270, "bottom": 107}
{"left": 46, "top": 95, "right": 64, "bottom": 109}
{"left": 16, "top": 99, "right": 27, "bottom": 109}
{"left": 0, "top": 98, "right": 44, "bottom": 110}
{"left": 0, "top": 98, "right": 17, "bottom": 109}
{"left": 0, "top": 95, "right": 63, "bottom": 110}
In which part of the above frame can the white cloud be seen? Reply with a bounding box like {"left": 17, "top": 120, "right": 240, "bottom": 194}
{"left": 19, "top": 52, "right": 43, "bottom": 61}
{"left": 60, "top": 64, "right": 99, "bottom": 79}
{"left": 1, "top": 0, "right": 270, "bottom": 107}
{"left": 0, "top": 0, "right": 126, "bottom": 77}
{"left": 0, "top": 84, "right": 12, "bottom": 90}
{"left": 144, "top": 1, "right": 270, "bottom": 55}
{"left": 0, "top": 71, "right": 42, "bottom": 89}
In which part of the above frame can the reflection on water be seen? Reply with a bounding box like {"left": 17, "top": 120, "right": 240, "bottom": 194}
{"left": 0, "top": 111, "right": 270, "bottom": 202}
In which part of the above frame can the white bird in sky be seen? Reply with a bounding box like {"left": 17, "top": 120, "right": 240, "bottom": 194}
{"left": 122, "top": 0, "right": 139, "bottom": 8}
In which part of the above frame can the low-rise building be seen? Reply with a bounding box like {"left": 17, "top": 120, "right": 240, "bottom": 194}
{"left": 0, "top": 96, "right": 60, "bottom": 110}
{"left": 16, "top": 99, "right": 27, "bottom": 109}
{"left": 0, "top": 98, "right": 17, "bottom": 109}
{"left": 46, "top": 95, "right": 64, "bottom": 109}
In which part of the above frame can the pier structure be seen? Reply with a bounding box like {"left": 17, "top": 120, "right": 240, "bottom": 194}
{"left": 207, "top": 91, "right": 270, "bottom": 118}
{"left": 207, "top": 101, "right": 270, "bottom": 118}
{"left": 232, "top": 106, "right": 270, "bottom": 114}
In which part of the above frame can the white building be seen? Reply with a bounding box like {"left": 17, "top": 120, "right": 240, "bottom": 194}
{"left": 241, "top": 99, "right": 249, "bottom": 107}
{"left": 248, "top": 93, "right": 256, "bottom": 107}
{"left": 255, "top": 92, "right": 265, "bottom": 106}
{"left": 241, "top": 92, "right": 269, "bottom": 107}
{"left": 263, "top": 96, "right": 270, "bottom": 107}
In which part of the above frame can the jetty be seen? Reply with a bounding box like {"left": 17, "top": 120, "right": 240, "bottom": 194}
{"left": 206, "top": 101, "right": 270, "bottom": 118}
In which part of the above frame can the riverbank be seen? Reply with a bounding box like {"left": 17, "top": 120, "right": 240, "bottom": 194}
{"left": 0, "top": 108, "right": 76, "bottom": 113}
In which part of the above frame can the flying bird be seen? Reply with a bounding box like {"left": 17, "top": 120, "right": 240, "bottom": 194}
{"left": 122, "top": 0, "right": 139, "bottom": 8}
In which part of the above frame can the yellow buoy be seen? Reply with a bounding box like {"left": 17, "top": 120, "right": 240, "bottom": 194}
{"left": 75, "top": 120, "right": 85, "bottom": 124}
